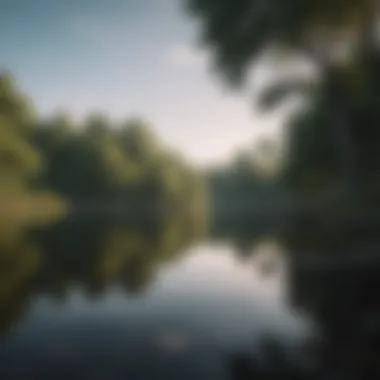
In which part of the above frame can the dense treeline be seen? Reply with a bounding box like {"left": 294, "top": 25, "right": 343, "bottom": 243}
{"left": 0, "top": 73, "right": 207, "bottom": 226}
{"left": 206, "top": 146, "right": 293, "bottom": 234}
{"left": 208, "top": 149, "right": 287, "bottom": 201}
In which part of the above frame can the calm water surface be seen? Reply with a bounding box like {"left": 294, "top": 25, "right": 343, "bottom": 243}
{"left": 0, "top": 225, "right": 311, "bottom": 380}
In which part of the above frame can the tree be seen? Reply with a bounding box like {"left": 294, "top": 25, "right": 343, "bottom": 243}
{"left": 187, "top": 0, "right": 371, "bottom": 83}
{"left": 0, "top": 73, "right": 42, "bottom": 190}
{"left": 118, "top": 118, "right": 158, "bottom": 163}
{"left": 0, "top": 72, "right": 36, "bottom": 134}
{"left": 187, "top": 0, "right": 378, "bottom": 190}
{"left": 281, "top": 95, "right": 341, "bottom": 192}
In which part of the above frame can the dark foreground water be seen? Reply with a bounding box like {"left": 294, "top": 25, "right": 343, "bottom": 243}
{"left": 0, "top": 219, "right": 314, "bottom": 380}
{"left": 2, "top": 219, "right": 380, "bottom": 379}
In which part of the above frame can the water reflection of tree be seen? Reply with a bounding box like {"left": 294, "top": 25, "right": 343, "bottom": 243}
{"left": 0, "top": 222, "right": 41, "bottom": 336}
{"left": 229, "top": 336, "right": 313, "bottom": 380}
{"left": 211, "top": 221, "right": 283, "bottom": 262}
{"left": 0, "top": 216, "right": 204, "bottom": 335}
{"left": 225, "top": 226, "right": 380, "bottom": 380}
{"left": 36, "top": 217, "right": 200, "bottom": 295}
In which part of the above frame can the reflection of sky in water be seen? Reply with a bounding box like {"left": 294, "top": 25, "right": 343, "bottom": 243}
{"left": 0, "top": 243, "right": 312, "bottom": 380}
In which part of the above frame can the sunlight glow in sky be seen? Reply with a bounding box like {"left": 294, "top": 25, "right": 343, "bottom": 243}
{"left": 0, "top": 0, "right": 282, "bottom": 166}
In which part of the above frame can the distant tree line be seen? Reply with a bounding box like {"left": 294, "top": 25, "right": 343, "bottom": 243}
{"left": 0, "top": 72, "right": 207, "bottom": 224}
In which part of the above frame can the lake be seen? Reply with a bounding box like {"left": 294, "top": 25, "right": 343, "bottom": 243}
{"left": 0, "top": 220, "right": 313, "bottom": 380}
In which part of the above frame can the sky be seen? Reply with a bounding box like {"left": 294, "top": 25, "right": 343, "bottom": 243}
{"left": 0, "top": 0, "right": 283, "bottom": 166}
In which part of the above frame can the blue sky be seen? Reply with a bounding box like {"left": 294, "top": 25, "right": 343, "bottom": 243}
{"left": 0, "top": 0, "right": 281, "bottom": 166}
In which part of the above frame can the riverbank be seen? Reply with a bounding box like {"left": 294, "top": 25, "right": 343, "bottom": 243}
{"left": 0, "top": 192, "right": 69, "bottom": 226}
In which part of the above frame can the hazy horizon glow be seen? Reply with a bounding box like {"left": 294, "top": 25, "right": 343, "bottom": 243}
{"left": 0, "top": 0, "right": 282, "bottom": 166}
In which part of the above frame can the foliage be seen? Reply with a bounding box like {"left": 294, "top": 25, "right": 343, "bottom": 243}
{"left": 0, "top": 73, "right": 42, "bottom": 190}
{"left": 187, "top": 0, "right": 380, "bottom": 209}
{"left": 187, "top": 0, "right": 371, "bottom": 83}
{"left": 0, "top": 72, "right": 207, "bottom": 228}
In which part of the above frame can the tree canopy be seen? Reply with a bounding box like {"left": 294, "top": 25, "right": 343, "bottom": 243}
{"left": 0, "top": 72, "right": 208, "bottom": 226}
{"left": 187, "top": 0, "right": 380, "bottom": 200}
{"left": 188, "top": 0, "right": 372, "bottom": 82}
